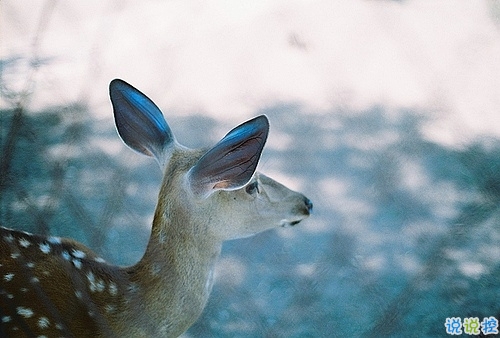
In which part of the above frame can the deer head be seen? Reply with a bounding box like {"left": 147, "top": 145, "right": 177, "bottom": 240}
{"left": 110, "top": 79, "right": 312, "bottom": 241}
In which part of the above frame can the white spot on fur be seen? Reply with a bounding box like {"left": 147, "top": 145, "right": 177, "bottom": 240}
{"left": 2, "top": 316, "right": 11, "bottom": 323}
{"left": 31, "top": 277, "right": 40, "bottom": 283}
{"left": 4, "top": 273, "right": 14, "bottom": 282}
{"left": 16, "top": 307, "right": 34, "bottom": 318}
{"left": 87, "top": 272, "right": 105, "bottom": 292}
{"left": 11, "top": 253, "right": 20, "bottom": 259}
{"left": 39, "top": 243, "right": 51, "bottom": 254}
{"left": 62, "top": 251, "right": 71, "bottom": 260}
{"left": 127, "top": 282, "right": 139, "bottom": 293}
{"left": 26, "top": 262, "right": 35, "bottom": 268}
{"left": 20, "top": 288, "right": 28, "bottom": 293}
{"left": 151, "top": 263, "right": 161, "bottom": 276}
{"left": 48, "top": 236, "right": 61, "bottom": 244}
{"left": 95, "top": 279, "right": 106, "bottom": 292}
{"left": 4, "top": 234, "right": 14, "bottom": 243}
{"left": 94, "top": 257, "right": 106, "bottom": 263}
{"left": 71, "top": 249, "right": 86, "bottom": 258}
{"left": 86, "top": 271, "right": 94, "bottom": 281}
{"left": 104, "top": 304, "right": 116, "bottom": 313}
{"left": 75, "top": 290, "right": 83, "bottom": 299}
{"left": 109, "top": 282, "right": 118, "bottom": 296}
{"left": 38, "top": 316, "right": 50, "bottom": 329}
{"left": 72, "top": 259, "right": 82, "bottom": 269}
{"left": 18, "top": 238, "right": 31, "bottom": 248}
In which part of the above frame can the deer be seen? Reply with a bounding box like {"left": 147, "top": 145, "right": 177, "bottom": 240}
{"left": 0, "top": 79, "right": 312, "bottom": 337}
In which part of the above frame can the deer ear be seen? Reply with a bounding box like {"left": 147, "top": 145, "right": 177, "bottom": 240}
{"left": 187, "top": 115, "right": 269, "bottom": 198}
{"left": 109, "top": 79, "right": 176, "bottom": 165}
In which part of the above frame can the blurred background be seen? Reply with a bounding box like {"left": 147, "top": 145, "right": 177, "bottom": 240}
{"left": 1, "top": 1, "right": 500, "bottom": 336}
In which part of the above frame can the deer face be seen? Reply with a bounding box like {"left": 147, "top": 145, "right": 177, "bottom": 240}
{"left": 182, "top": 172, "right": 312, "bottom": 241}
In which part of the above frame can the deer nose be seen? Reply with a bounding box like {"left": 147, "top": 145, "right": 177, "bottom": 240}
{"left": 304, "top": 197, "right": 313, "bottom": 214}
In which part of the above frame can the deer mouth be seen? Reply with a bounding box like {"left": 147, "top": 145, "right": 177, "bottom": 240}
{"left": 280, "top": 218, "right": 305, "bottom": 227}
{"left": 280, "top": 197, "right": 312, "bottom": 227}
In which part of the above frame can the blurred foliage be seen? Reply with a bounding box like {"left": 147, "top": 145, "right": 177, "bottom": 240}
{"left": 1, "top": 100, "right": 499, "bottom": 336}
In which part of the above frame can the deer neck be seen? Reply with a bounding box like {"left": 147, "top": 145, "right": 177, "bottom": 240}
{"left": 121, "top": 202, "right": 221, "bottom": 336}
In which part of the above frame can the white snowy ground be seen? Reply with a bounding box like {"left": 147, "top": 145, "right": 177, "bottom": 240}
{"left": 2, "top": 1, "right": 500, "bottom": 336}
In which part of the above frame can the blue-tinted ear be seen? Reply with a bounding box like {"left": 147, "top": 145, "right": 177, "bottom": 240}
{"left": 109, "top": 79, "right": 175, "bottom": 162}
{"left": 188, "top": 115, "right": 269, "bottom": 198}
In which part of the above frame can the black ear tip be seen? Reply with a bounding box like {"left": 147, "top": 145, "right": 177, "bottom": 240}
{"left": 110, "top": 78, "right": 124, "bottom": 89}
{"left": 109, "top": 79, "right": 136, "bottom": 96}
{"left": 256, "top": 114, "right": 269, "bottom": 126}
{"left": 252, "top": 115, "right": 270, "bottom": 134}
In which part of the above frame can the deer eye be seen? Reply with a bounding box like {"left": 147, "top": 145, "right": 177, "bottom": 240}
{"left": 245, "top": 181, "right": 259, "bottom": 195}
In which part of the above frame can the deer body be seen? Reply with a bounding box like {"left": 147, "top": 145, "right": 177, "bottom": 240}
{"left": 0, "top": 79, "right": 312, "bottom": 337}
